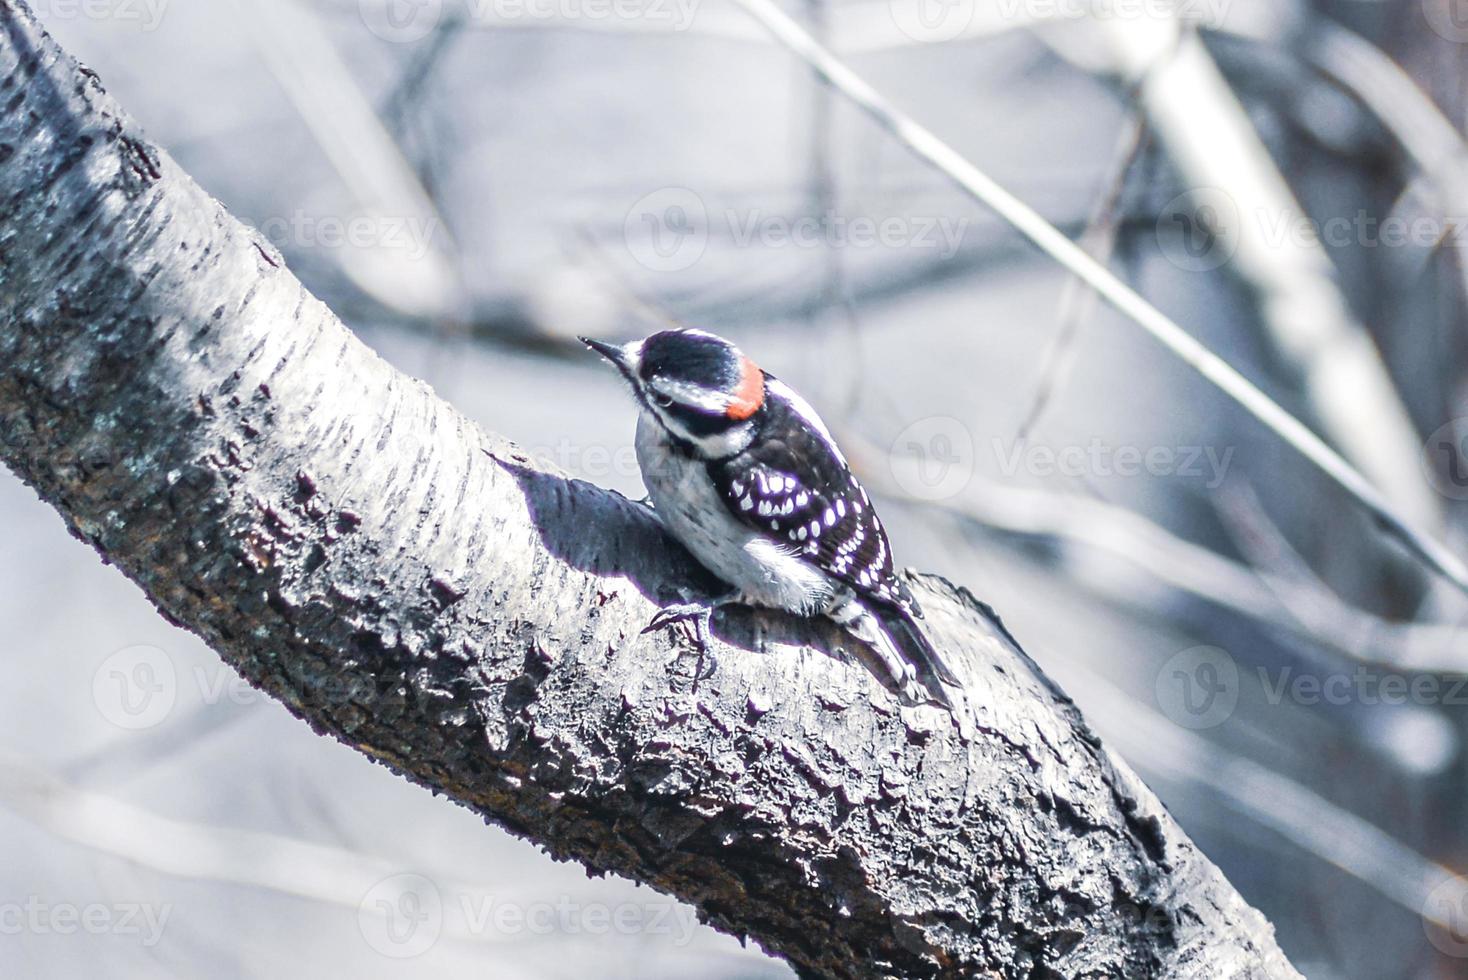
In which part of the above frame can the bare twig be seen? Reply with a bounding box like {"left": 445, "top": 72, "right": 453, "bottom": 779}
{"left": 844, "top": 431, "right": 1468, "bottom": 674}
{"left": 1304, "top": 19, "right": 1468, "bottom": 219}
{"left": 727, "top": 0, "right": 1468, "bottom": 599}
{"left": 1087, "top": 16, "right": 1440, "bottom": 530}
{"left": 1017, "top": 109, "right": 1149, "bottom": 443}
{"left": 0, "top": 755, "right": 770, "bottom": 963}
{"left": 0, "top": 6, "right": 1301, "bottom": 975}
{"left": 244, "top": 0, "right": 463, "bottom": 320}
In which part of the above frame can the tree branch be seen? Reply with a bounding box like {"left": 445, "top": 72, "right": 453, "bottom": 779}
{"left": 0, "top": 4, "right": 1299, "bottom": 976}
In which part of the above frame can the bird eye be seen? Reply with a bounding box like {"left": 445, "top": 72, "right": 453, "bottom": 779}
{"left": 651, "top": 393, "right": 674, "bottom": 408}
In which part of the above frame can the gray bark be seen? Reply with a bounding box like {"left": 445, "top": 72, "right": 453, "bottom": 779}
{"left": 0, "top": 4, "right": 1301, "bottom": 977}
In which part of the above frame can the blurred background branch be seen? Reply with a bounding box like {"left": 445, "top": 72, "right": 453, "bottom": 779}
{"left": 5, "top": 0, "right": 1468, "bottom": 976}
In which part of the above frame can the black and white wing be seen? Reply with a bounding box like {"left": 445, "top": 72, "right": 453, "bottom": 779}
{"left": 707, "top": 379, "right": 960, "bottom": 691}
{"left": 707, "top": 380, "right": 910, "bottom": 607}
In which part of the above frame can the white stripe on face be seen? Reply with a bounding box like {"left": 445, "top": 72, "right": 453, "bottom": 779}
{"left": 642, "top": 403, "right": 756, "bottom": 459}
{"left": 646, "top": 375, "right": 729, "bottom": 415}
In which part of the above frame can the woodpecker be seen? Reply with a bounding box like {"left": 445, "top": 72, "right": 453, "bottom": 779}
{"left": 581, "top": 328, "right": 960, "bottom": 706}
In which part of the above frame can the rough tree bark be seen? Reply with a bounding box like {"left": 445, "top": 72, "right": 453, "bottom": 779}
{"left": 0, "top": 4, "right": 1301, "bottom": 977}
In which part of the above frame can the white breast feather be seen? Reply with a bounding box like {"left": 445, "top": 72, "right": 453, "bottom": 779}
{"left": 635, "top": 411, "right": 833, "bottom": 614}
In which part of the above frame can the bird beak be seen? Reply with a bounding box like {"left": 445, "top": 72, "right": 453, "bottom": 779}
{"left": 580, "top": 337, "right": 644, "bottom": 390}
{"left": 579, "top": 336, "right": 629, "bottom": 369}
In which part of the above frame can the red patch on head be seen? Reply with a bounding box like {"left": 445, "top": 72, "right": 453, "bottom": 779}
{"left": 725, "top": 356, "right": 765, "bottom": 420}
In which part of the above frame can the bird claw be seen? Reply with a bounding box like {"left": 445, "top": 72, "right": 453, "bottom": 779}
{"left": 643, "top": 602, "right": 720, "bottom": 665}
{"left": 642, "top": 601, "right": 712, "bottom": 639}
{"left": 643, "top": 601, "right": 721, "bottom": 692}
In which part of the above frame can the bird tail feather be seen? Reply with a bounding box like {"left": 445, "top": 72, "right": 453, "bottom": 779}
{"left": 831, "top": 596, "right": 959, "bottom": 707}
{"left": 884, "top": 607, "right": 962, "bottom": 691}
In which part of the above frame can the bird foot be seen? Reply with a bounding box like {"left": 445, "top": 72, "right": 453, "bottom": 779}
{"left": 642, "top": 601, "right": 715, "bottom": 651}
{"left": 643, "top": 599, "right": 730, "bottom": 692}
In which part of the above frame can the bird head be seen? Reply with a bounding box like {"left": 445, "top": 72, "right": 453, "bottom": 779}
{"left": 580, "top": 328, "right": 766, "bottom": 457}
